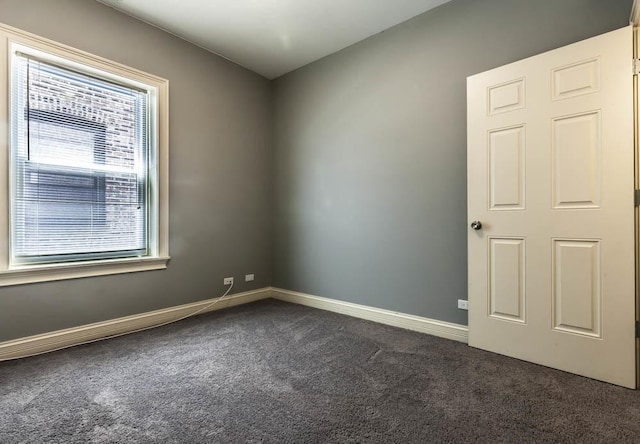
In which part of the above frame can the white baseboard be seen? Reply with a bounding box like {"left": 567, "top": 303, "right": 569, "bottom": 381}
{"left": 270, "top": 288, "right": 468, "bottom": 343}
{"left": 0, "top": 287, "right": 271, "bottom": 361}
{"left": 1, "top": 286, "right": 467, "bottom": 361}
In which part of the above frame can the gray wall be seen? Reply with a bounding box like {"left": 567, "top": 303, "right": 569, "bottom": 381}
{"left": 0, "top": 0, "right": 633, "bottom": 342}
{"left": 271, "top": 0, "right": 633, "bottom": 325}
{"left": 0, "top": 0, "right": 272, "bottom": 341}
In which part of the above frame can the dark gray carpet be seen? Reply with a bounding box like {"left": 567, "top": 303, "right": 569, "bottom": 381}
{"left": 1, "top": 299, "right": 640, "bottom": 443}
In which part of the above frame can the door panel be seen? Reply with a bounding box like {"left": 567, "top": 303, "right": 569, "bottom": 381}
{"left": 467, "top": 26, "right": 635, "bottom": 388}
{"left": 552, "top": 58, "right": 600, "bottom": 100}
{"left": 552, "top": 239, "right": 601, "bottom": 337}
{"left": 552, "top": 111, "right": 601, "bottom": 208}
{"left": 489, "top": 237, "right": 525, "bottom": 323}
{"left": 489, "top": 126, "right": 526, "bottom": 210}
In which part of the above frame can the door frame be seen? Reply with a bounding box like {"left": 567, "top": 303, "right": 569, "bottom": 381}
{"left": 634, "top": 25, "right": 640, "bottom": 389}
{"left": 631, "top": 0, "right": 640, "bottom": 25}
{"left": 626, "top": 0, "right": 639, "bottom": 387}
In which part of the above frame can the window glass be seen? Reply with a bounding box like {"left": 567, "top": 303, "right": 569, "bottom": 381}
{"left": 11, "top": 55, "right": 149, "bottom": 264}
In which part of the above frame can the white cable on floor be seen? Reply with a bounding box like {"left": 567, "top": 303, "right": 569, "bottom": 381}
{"left": 0, "top": 281, "right": 236, "bottom": 362}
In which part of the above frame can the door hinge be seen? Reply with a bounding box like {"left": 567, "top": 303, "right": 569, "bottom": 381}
{"left": 634, "top": 59, "right": 640, "bottom": 75}
{"left": 635, "top": 190, "right": 640, "bottom": 206}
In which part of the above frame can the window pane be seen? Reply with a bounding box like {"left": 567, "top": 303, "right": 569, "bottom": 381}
{"left": 11, "top": 55, "right": 148, "bottom": 263}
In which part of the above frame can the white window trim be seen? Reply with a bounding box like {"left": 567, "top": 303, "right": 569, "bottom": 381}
{"left": 0, "top": 23, "right": 169, "bottom": 286}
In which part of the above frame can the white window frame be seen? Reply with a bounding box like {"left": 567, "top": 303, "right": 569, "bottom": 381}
{"left": 0, "top": 23, "right": 169, "bottom": 286}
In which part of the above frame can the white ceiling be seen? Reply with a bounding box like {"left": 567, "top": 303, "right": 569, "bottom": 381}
{"left": 96, "top": 0, "right": 452, "bottom": 79}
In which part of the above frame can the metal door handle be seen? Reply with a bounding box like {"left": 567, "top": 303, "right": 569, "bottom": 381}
{"left": 470, "top": 221, "right": 482, "bottom": 230}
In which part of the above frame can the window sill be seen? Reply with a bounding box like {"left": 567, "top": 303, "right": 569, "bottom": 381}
{"left": 0, "top": 256, "right": 170, "bottom": 287}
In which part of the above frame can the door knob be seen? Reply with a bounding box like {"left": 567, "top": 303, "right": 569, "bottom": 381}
{"left": 470, "top": 221, "right": 482, "bottom": 230}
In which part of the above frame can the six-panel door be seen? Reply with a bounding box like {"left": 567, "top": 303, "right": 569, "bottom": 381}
{"left": 467, "top": 26, "right": 635, "bottom": 388}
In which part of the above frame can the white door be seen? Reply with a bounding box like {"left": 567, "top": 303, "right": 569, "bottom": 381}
{"left": 467, "top": 26, "right": 635, "bottom": 388}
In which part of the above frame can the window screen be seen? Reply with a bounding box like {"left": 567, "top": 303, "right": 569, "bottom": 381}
{"left": 11, "top": 54, "right": 149, "bottom": 264}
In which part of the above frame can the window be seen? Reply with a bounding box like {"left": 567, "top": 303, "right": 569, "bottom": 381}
{"left": 13, "top": 58, "right": 148, "bottom": 263}
{"left": 0, "top": 24, "right": 169, "bottom": 285}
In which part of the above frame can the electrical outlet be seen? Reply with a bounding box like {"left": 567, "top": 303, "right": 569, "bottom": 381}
{"left": 223, "top": 277, "right": 233, "bottom": 285}
{"left": 245, "top": 274, "right": 255, "bottom": 282}
{"left": 457, "top": 299, "right": 469, "bottom": 310}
